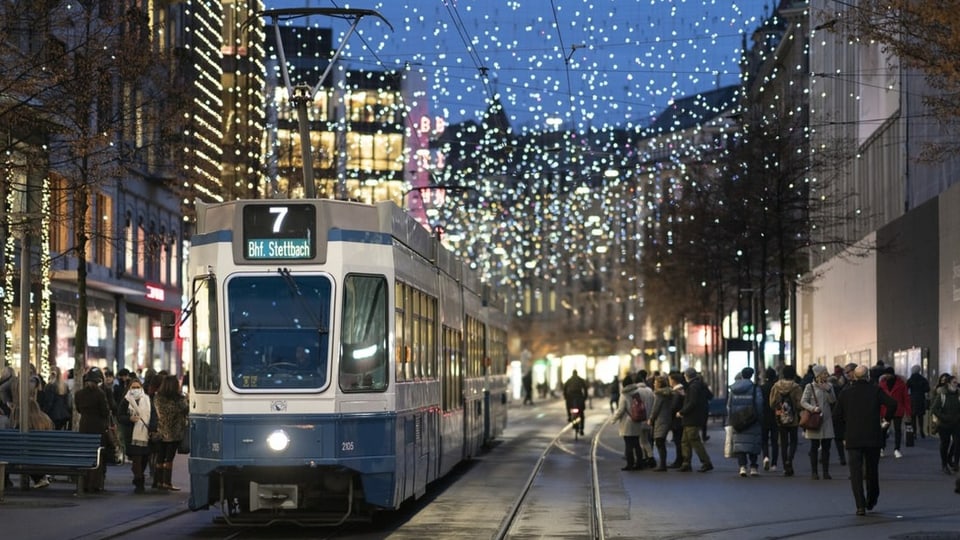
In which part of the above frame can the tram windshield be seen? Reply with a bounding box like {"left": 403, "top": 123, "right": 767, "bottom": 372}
{"left": 227, "top": 274, "right": 332, "bottom": 390}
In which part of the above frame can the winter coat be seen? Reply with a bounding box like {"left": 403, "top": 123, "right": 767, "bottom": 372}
{"left": 613, "top": 383, "right": 653, "bottom": 437}
{"left": 906, "top": 373, "right": 930, "bottom": 416}
{"left": 800, "top": 381, "right": 836, "bottom": 439}
{"left": 41, "top": 385, "right": 72, "bottom": 426}
{"left": 769, "top": 379, "right": 803, "bottom": 428}
{"left": 118, "top": 395, "right": 157, "bottom": 457}
{"left": 727, "top": 379, "right": 763, "bottom": 455}
{"left": 74, "top": 383, "right": 112, "bottom": 435}
{"left": 930, "top": 386, "right": 960, "bottom": 429}
{"left": 650, "top": 386, "right": 676, "bottom": 439}
{"left": 879, "top": 374, "right": 911, "bottom": 418}
{"left": 759, "top": 378, "right": 778, "bottom": 427}
{"left": 679, "top": 375, "right": 709, "bottom": 427}
{"left": 835, "top": 379, "right": 897, "bottom": 448}
{"left": 154, "top": 392, "right": 188, "bottom": 443}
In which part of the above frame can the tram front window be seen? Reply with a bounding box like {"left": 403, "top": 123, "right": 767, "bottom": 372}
{"left": 227, "top": 275, "right": 332, "bottom": 390}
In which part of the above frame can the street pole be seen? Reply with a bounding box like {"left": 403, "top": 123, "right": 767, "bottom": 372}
{"left": 18, "top": 230, "right": 30, "bottom": 433}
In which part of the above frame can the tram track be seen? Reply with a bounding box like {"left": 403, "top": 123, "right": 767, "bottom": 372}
{"left": 494, "top": 415, "right": 612, "bottom": 540}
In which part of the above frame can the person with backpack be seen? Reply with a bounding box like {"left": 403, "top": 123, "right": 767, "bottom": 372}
{"left": 727, "top": 367, "right": 764, "bottom": 476}
{"left": 612, "top": 375, "right": 645, "bottom": 470}
{"left": 769, "top": 364, "right": 803, "bottom": 476}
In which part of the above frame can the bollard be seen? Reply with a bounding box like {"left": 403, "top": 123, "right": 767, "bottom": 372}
{"left": 0, "top": 461, "right": 6, "bottom": 502}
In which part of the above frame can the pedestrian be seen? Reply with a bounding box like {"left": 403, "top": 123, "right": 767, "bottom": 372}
{"left": 118, "top": 378, "right": 156, "bottom": 493}
{"left": 612, "top": 375, "right": 644, "bottom": 470}
{"left": 760, "top": 367, "right": 780, "bottom": 471}
{"left": 667, "top": 371, "right": 686, "bottom": 468}
{"left": 153, "top": 374, "right": 189, "bottom": 490}
{"left": 727, "top": 367, "right": 763, "bottom": 477}
{"left": 650, "top": 375, "right": 676, "bottom": 471}
{"left": 831, "top": 363, "right": 857, "bottom": 466}
{"left": 834, "top": 364, "right": 897, "bottom": 516}
{"left": 609, "top": 375, "right": 621, "bottom": 414}
{"left": 700, "top": 380, "right": 714, "bottom": 442}
{"left": 632, "top": 375, "right": 656, "bottom": 467}
{"left": 676, "top": 367, "right": 713, "bottom": 472}
{"left": 878, "top": 366, "right": 910, "bottom": 458}
{"left": 73, "top": 368, "right": 113, "bottom": 492}
{"left": 906, "top": 365, "right": 931, "bottom": 439}
{"left": 522, "top": 370, "right": 534, "bottom": 405}
{"left": 769, "top": 364, "right": 802, "bottom": 476}
{"left": 930, "top": 374, "right": 960, "bottom": 474}
{"left": 41, "top": 366, "right": 72, "bottom": 430}
{"left": 801, "top": 364, "right": 837, "bottom": 480}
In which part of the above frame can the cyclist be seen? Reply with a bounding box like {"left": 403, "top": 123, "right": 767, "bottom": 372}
{"left": 564, "top": 370, "right": 589, "bottom": 435}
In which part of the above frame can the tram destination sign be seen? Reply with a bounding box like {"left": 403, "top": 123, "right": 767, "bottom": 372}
{"left": 242, "top": 204, "right": 316, "bottom": 260}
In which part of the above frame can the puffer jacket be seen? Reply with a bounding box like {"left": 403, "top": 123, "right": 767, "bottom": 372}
{"left": 727, "top": 379, "right": 763, "bottom": 455}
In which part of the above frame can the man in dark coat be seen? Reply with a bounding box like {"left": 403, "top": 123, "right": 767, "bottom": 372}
{"left": 834, "top": 364, "right": 897, "bottom": 516}
{"left": 676, "top": 367, "right": 713, "bottom": 472}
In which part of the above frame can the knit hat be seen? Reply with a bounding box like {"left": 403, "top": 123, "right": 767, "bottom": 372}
{"left": 812, "top": 365, "right": 828, "bottom": 377}
{"left": 741, "top": 367, "right": 754, "bottom": 380}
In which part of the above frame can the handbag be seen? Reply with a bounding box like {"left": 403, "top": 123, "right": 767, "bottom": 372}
{"left": 798, "top": 387, "right": 823, "bottom": 430}
{"left": 930, "top": 413, "right": 940, "bottom": 435}
{"left": 105, "top": 414, "right": 124, "bottom": 464}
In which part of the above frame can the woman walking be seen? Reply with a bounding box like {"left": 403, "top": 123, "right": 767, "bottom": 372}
{"left": 930, "top": 374, "right": 960, "bottom": 474}
{"left": 118, "top": 378, "right": 156, "bottom": 493}
{"left": 153, "top": 374, "right": 189, "bottom": 490}
{"left": 801, "top": 365, "right": 837, "bottom": 479}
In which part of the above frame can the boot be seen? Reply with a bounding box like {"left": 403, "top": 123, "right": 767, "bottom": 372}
{"left": 821, "top": 448, "right": 832, "bottom": 479}
{"left": 810, "top": 453, "right": 819, "bottom": 480}
{"left": 134, "top": 476, "right": 145, "bottom": 494}
{"left": 161, "top": 463, "right": 181, "bottom": 491}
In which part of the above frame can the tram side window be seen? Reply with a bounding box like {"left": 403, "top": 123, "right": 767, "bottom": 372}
{"left": 340, "top": 274, "right": 388, "bottom": 392}
{"left": 192, "top": 276, "right": 220, "bottom": 393}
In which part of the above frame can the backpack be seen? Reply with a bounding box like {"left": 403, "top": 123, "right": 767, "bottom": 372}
{"left": 775, "top": 391, "right": 795, "bottom": 425}
{"left": 629, "top": 393, "right": 647, "bottom": 422}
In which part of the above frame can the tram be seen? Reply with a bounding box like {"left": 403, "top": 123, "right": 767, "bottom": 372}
{"left": 184, "top": 198, "right": 509, "bottom": 524}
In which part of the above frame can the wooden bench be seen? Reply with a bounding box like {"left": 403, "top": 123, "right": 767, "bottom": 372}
{"left": 0, "top": 430, "right": 103, "bottom": 501}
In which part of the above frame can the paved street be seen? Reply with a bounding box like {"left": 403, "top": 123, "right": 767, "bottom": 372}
{"left": 2, "top": 399, "right": 959, "bottom": 539}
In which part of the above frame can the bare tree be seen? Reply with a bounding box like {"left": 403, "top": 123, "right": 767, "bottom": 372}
{"left": 0, "top": 2, "right": 187, "bottom": 378}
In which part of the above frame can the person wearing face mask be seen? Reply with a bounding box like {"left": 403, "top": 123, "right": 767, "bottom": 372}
{"left": 118, "top": 379, "right": 156, "bottom": 493}
{"left": 930, "top": 374, "right": 960, "bottom": 475}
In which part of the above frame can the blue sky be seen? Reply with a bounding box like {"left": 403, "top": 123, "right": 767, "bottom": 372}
{"left": 264, "top": 1, "right": 769, "bottom": 133}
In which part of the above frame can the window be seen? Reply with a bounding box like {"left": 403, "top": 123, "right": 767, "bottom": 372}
{"left": 192, "top": 276, "right": 220, "bottom": 393}
{"left": 442, "top": 326, "right": 462, "bottom": 411}
{"left": 340, "top": 274, "right": 388, "bottom": 392}
{"left": 227, "top": 274, "right": 332, "bottom": 391}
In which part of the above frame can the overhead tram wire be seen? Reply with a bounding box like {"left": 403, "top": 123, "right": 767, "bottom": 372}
{"left": 441, "top": 0, "right": 495, "bottom": 104}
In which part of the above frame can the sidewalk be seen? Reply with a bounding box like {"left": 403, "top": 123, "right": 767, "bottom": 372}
{"left": 1, "top": 454, "right": 191, "bottom": 540}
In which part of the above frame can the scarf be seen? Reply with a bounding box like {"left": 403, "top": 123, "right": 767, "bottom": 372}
{"left": 126, "top": 393, "right": 152, "bottom": 446}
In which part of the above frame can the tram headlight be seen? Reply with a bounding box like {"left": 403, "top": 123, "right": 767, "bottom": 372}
{"left": 266, "top": 429, "right": 290, "bottom": 452}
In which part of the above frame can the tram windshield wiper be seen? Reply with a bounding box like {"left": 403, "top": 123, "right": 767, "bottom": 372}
{"left": 277, "top": 267, "right": 329, "bottom": 335}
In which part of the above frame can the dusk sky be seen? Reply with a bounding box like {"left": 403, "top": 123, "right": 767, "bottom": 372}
{"left": 264, "top": 1, "right": 770, "bottom": 133}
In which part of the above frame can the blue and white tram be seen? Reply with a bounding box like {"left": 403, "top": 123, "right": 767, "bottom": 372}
{"left": 185, "top": 199, "right": 509, "bottom": 524}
